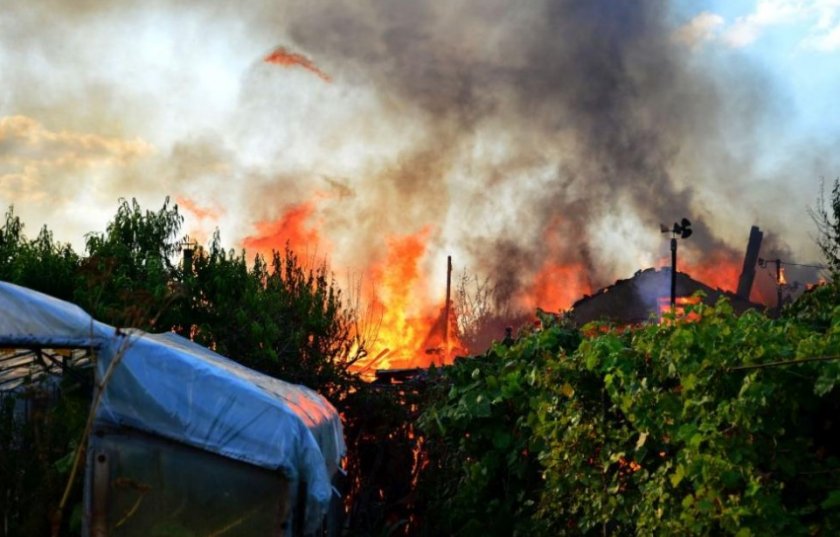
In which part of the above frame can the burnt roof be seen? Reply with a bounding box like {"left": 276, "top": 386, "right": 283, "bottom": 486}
{"left": 568, "top": 267, "right": 764, "bottom": 326}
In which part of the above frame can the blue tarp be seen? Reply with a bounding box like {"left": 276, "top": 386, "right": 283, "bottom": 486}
{"left": 0, "top": 281, "right": 345, "bottom": 530}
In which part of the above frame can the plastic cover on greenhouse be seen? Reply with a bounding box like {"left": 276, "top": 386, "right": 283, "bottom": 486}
{"left": 0, "top": 280, "right": 345, "bottom": 528}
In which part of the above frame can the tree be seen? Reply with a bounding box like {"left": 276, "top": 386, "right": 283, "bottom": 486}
{"left": 0, "top": 206, "right": 79, "bottom": 300}
{"left": 810, "top": 177, "right": 840, "bottom": 274}
{"left": 78, "top": 197, "right": 184, "bottom": 328}
{"left": 0, "top": 198, "right": 380, "bottom": 536}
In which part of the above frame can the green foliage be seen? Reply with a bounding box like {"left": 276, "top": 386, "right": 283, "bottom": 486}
{"left": 811, "top": 177, "right": 840, "bottom": 273}
{"left": 537, "top": 300, "right": 840, "bottom": 535}
{"left": 0, "top": 206, "right": 79, "bottom": 300}
{"left": 79, "top": 197, "right": 184, "bottom": 328}
{"left": 178, "top": 235, "right": 360, "bottom": 393}
{"left": 419, "top": 298, "right": 840, "bottom": 536}
{"left": 0, "top": 198, "right": 379, "bottom": 535}
{"left": 782, "top": 277, "right": 840, "bottom": 332}
{"left": 416, "top": 317, "right": 581, "bottom": 536}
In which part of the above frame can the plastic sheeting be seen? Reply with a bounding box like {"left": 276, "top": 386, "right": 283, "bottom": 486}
{"left": 0, "top": 281, "right": 345, "bottom": 531}
{"left": 0, "top": 281, "right": 110, "bottom": 348}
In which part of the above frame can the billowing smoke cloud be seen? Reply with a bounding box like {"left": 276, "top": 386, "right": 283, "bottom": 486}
{"left": 278, "top": 0, "right": 820, "bottom": 306}
{"left": 0, "top": 0, "right": 833, "bottom": 316}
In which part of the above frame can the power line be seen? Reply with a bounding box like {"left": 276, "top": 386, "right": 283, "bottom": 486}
{"left": 780, "top": 261, "right": 828, "bottom": 270}
{"left": 759, "top": 258, "right": 827, "bottom": 271}
{"left": 727, "top": 354, "right": 840, "bottom": 371}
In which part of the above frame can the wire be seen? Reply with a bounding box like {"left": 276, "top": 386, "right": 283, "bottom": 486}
{"left": 727, "top": 354, "right": 840, "bottom": 371}
{"left": 780, "top": 261, "right": 828, "bottom": 270}
{"left": 758, "top": 258, "right": 827, "bottom": 270}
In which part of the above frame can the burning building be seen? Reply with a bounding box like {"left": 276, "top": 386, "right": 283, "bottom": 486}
{"left": 567, "top": 267, "right": 763, "bottom": 326}
{"left": 568, "top": 225, "right": 769, "bottom": 326}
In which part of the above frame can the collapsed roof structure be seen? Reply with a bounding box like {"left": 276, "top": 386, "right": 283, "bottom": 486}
{"left": 568, "top": 267, "right": 763, "bottom": 326}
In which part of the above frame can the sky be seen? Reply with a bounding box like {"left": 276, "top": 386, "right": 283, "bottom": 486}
{"left": 1, "top": 0, "right": 839, "bottom": 315}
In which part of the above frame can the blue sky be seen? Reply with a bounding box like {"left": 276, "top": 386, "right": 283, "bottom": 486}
{"left": 672, "top": 0, "right": 840, "bottom": 141}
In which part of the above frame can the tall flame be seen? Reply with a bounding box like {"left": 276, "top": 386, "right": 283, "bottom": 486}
{"left": 235, "top": 199, "right": 783, "bottom": 374}
{"left": 363, "top": 228, "right": 464, "bottom": 372}
{"left": 242, "top": 208, "right": 462, "bottom": 373}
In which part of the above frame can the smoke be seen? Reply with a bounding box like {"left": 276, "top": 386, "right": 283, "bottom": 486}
{"left": 279, "top": 0, "right": 807, "bottom": 304}
{"left": 0, "top": 0, "right": 833, "bottom": 316}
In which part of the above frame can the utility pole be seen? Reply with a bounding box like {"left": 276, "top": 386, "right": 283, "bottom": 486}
{"left": 670, "top": 237, "right": 677, "bottom": 308}
{"left": 759, "top": 258, "right": 787, "bottom": 317}
{"left": 443, "top": 255, "right": 452, "bottom": 366}
{"left": 661, "top": 219, "right": 693, "bottom": 309}
{"left": 775, "top": 258, "right": 783, "bottom": 317}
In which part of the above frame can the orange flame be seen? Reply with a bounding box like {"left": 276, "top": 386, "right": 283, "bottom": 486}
{"left": 264, "top": 46, "right": 332, "bottom": 83}
{"left": 680, "top": 251, "right": 740, "bottom": 293}
{"left": 658, "top": 295, "right": 702, "bottom": 323}
{"left": 516, "top": 217, "right": 593, "bottom": 313}
{"left": 680, "top": 251, "right": 781, "bottom": 305}
{"left": 242, "top": 201, "right": 320, "bottom": 258}
{"left": 358, "top": 228, "right": 464, "bottom": 372}
{"left": 520, "top": 261, "right": 592, "bottom": 312}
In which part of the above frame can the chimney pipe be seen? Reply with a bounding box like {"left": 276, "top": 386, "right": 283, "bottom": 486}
{"left": 736, "top": 226, "right": 763, "bottom": 301}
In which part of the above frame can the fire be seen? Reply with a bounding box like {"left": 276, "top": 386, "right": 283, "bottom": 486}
{"left": 680, "top": 251, "right": 740, "bottom": 293}
{"left": 242, "top": 201, "right": 321, "bottom": 258}
{"left": 175, "top": 196, "right": 224, "bottom": 246}
{"left": 658, "top": 295, "right": 702, "bottom": 323}
{"left": 240, "top": 204, "right": 463, "bottom": 374}
{"left": 515, "top": 217, "right": 593, "bottom": 313}
{"left": 264, "top": 46, "right": 332, "bottom": 83}
{"left": 521, "top": 261, "right": 592, "bottom": 312}
{"left": 360, "top": 228, "right": 465, "bottom": 372}
{"left": 680, "top": 250, "right": 784, "bottom": 306}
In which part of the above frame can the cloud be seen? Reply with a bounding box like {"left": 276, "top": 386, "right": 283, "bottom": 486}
{"left": 804, "top": 22, "right": 840, "bottom": 49}
{"left": 802, "top": 0, "right": 840, "bottom": 50}
{"left": 0, "top": 115, "right": 154, "bottom": 206}
{"left": 679, "top": 1, "right": 840, "bottom": 51}
{"left": 723, "top": 0, "right": 804, "bottom": 47}
{"left": 0, "top": 116, "right": 154, "bottom": 167}
{"left": 674, "top": 12, "right": 725, "bottom": 49}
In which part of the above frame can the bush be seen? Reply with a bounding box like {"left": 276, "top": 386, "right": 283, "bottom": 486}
{"left": 418, "top": 298, "right": 840, "bottom": 536}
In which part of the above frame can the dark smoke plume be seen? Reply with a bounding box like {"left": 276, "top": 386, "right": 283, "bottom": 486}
{"left": 282, "top": 0, "right": 787, "bottom": 307}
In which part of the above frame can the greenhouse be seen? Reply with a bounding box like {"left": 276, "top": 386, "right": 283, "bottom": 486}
{"left": 0, "top": 281, "right": 345, "bottom": 536}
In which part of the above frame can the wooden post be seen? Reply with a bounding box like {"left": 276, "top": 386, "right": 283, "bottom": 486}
{"left": 776, "top": 258, "right": 783, "bottom": 316}
{"left": 443, "top": 256, "right": 452, "bottom": 366}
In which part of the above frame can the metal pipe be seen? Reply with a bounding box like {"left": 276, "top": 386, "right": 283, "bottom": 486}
{"left": 670, "top": 238, "right": 677, "bottom": 307}
{"left": 91, "top": 451, "right": 109, "bottom": 537}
